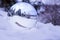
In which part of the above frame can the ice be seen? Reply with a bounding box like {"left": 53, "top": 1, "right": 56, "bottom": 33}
{"left": 10, "top": 2, "right": 37, "bottom": 15}
{"left": 0, "top": 8, "right": 60, "bottom": 40}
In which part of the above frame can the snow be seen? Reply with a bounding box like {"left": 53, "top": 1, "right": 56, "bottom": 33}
{"left": 0, "top": 8, "right": 60, "bottom": 40}
{"left": 9, "top": 16, "right": 37, "bottom": 29}
{"left": 42, "top": 0, "right": 60, "bottom": 5}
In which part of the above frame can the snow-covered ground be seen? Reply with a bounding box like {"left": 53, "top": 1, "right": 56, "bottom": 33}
{"left": 0, "top": 8, "right": 60, "bottom": 40}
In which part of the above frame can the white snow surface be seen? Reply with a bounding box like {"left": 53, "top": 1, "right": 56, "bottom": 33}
{"left": 9, "top": 16, "right": 37, "bottom": 29}
{"left": 0, "top": 8, "right": 60, "bottom": 40}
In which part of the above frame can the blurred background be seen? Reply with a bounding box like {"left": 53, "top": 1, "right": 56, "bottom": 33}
{"left": 0, "top": 0, "right": 60, "bottom": 40}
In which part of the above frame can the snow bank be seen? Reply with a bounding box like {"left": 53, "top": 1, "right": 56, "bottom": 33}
{"left": 0, "top": 8, "right": 60, "bottom": 40}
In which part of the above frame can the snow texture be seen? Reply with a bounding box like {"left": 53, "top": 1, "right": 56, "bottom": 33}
{"left": 0, "top": 8, "right": 60, "bottom": 40}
